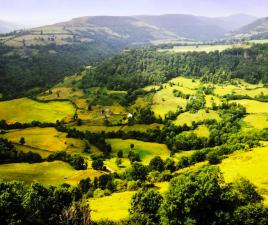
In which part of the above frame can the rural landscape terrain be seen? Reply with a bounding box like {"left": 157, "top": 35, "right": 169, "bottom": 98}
{"left": 1, "top": 1, "right": 268, "bottom": 224}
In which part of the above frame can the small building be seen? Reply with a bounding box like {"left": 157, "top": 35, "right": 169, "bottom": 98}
{"left": 127, "top": 113, "right": 133, "bottom": 118}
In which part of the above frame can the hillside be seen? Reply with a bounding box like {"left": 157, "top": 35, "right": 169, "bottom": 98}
{"left": 230, "top": 17, "right": 268, "bottom": 39}
{"left": 1, "top": 43, "right": 268, "bottom": 223}
{"left": 136, "top": 14, "right": 256, "bottom": 41}
{"left": 0, "top": 14, "right": 259, "bottom": 99}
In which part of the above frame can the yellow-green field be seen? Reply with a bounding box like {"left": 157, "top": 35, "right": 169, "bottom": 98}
{"left": 174, "top": 150, "right": 196, "bottom": 160}
{"left": 249, "top": 39, "right": 268, "bottom": 44}
{"left": 106, "top": 139, "right": 170, "bottom": 164}
{"left": 194, "top": 125, "right": 210, "bottom": 137}
{"left": 205, "top": 95, "right": 222, "bottom": 108}
{"left": 230, "top": 100, "right": 268, "bottom": 114}
{"left": 174, "top": 109, "right": 221, "bottom": 126}
{"left": 0, "top": 98, "right": 75, "bottom": 123}
{"left": 73, "top": 124, "right": 163, "bottom": 133}
{"left": 0, "top": 127, "right": 85, "bottom": 157}
{"left": 89, "top": 191, "right": 134, "bottom": 221}
{"left": 159, "top": 44, "right": 244, "bottom": 53}
{"left": 89, "top": 182, "right": 170, "bottom": 221}
{"left": 151, "top": 77, "right": 203, "bottom": 118}
{"left": 243, "top": 114, "right": 268, "bottom": 130}
{"left": 220, "top": 143, "right": 268, "bottom": 205}
{"left": 0, "top": 161, "right": 102, "bottom": 186}
{"left": 214, "top": 84, "right": 268, "bottom": 97}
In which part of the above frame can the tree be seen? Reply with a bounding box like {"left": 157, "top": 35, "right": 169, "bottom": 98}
{"left": 116, "top": 158, "right": 122, "bottom": 167}
{"left": 92, "top": 158, "right": 104, "bottom": 170}
{"left": 207, "top": 151, "right": 222, "bottom": 165}
{"left": 130, "top": 189, "right": 163, "bottom": 224}
{"left": 69, "top": 154, "right": 87, "bottom": 170}
{"left": 60, "top": 202, "right": 92, "bottom": 225}
{"left": 149, "top": 156, "right": 164, "bottom": 172}
{"left": 117, "top": 150, "right": 123, "bottom": 158}
{"left": 19, "top": 137, "right": 25, "bottom": 145}
{"left": 160, "top": 166, "right": 222, "bottom": 225}
{"left": 78, "top": 178, "right": 91, "bottom": 194}
{"left": 129, "top": 162, "right": 148, "bottom": 181}
{"left": 128, "top": 150, "right": 141, "bottom": 164}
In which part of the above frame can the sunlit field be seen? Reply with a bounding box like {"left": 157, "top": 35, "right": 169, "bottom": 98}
{"left": 0, "top": 98, "right": 75, "bottom": 123}
{"left": 0, "top": 161, "right": 102, "bottom": 186}
{"left": 220, "top": 143, "right": 268, "bottom": 205}
{"left": 174, "top": 109, "right": 221, "bottom": 126}
{"left": 106, "top": 139, "right": 170, "bottom": 164}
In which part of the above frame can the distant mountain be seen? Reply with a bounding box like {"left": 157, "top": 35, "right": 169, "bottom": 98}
{"left": 213, "top": 14, "right": 257, "bottom": 31}
{"left": 228, "top": 17, "right": 268, "bottom": 39}
{"left": 135, "top": 14, "right": 257, "bottom": 41}
{"left": 0, "top": 20, "right": 21, "bottom": 33}
{"left": 0, "top": 14, "right": 261, "bottom": 98}
{"left": 55, "top": 16, "right": 184, "bottom": 45}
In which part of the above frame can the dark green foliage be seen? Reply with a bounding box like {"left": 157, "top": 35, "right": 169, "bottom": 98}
{"left": 19, "top": 137, "right": 25, "bottom": 145}
{"left": 149, "top": 156, "right": 164, "bottom": 172}
{"left": 128, "top": 150, "right": 141, "bottom": 163}
{"left": 160, "top": 166, "right": 267, "bottom": 225}
{"left": 47, "top": 151, "right": 87, "bottom": 170}
{"left": 92, "top": 158, "right": 104, "bottom": 170}
{"left": 69, "top": 154, "right": 88, "bottom": 170}
{"left": 82, "top": 46, "right": 268, "bottom": 93}
{"left": 129, "top": 189, "right": 163, "bottom": 225}
{"left": 0, "top": 138, "right": 42, "bottom": 164}
{"left": 127, "top": 162, "right": 148, "bottom": 181}
{"left": 207, "top": 151, "right": 222, "bottom": 165}
{"left": 78, "top": 178, "right": 92, "bottom": 194}
{"left": 117, "top": 150, "right": 123, "bottom": 158}
{"left": 0, "top": 41, "right": 118, "bottom": 99}
{"left": 0, "top": 180, "right": 82, "bottom": 225}
{"left": 128, "top": 107, "right": 161, "bottom": 125}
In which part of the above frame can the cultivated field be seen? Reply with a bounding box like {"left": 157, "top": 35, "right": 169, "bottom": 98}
{"left": 174, "top": 109, "right": 221, "bottom": 126}
{"left": 220, "top": 143, "right": 268, "bottom": 205}
{"left": 158, "top": 44, "right": 245, "bottom": 53}
{"left": 0, "top": 161, "right": 101, "bottom": 186}
{"left": 230, "top": 99, "right": 268, "bottom": 114}
{"left": 0, "top": 98, "right": 75, "bottom": 123}
{"left": 106, "top": 139, "right": 170, "bottom": 164}
{"left": 0, "top": 127, "right": 86, "bottom": 157}
{"left": 89, "top": 191, "right": 134, "bottom": 221}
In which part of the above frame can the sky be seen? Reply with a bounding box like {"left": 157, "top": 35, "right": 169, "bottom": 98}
{"left": 0, "top": 0, "right": 267, "bottom": 26}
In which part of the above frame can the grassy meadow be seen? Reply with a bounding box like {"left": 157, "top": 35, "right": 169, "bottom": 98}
{"left": 106, "top": 139, "right": 170, "bottom": 164}
{"left": 230, "top": 100, "right": 268, "bottom": 114}
{"left": 158, "top": 44, "right": 236, "bottom": 53}
{"left": 242, "top": 114, "right": 268, "bottom": 130}
{"left": 0, "top": 98, "right": 75, "bottom": 123}
{"left": 174, "top": 109, "right": 221, "bottom": 126}
{"left": 89, "top": 191, "right": 134, "bottom": 221}
{"left": 0, "top": 161, "right": 102, "bottom": 186}
{"left": 220, "top": 143, "right": 268, "bottom": 205}
{"left": 0, "top": 127, "right": 86, "bottom": 157}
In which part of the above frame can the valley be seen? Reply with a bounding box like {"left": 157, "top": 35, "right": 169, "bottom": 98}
{"left": 1, "top": 55, "right": 268, "bottom": 221}
{"left": 1, "top": 7, "right": 268, "bottom": 224}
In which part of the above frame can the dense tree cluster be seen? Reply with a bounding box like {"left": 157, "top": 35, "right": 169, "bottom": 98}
{"left": 0, "top": 180, "right": 91, "bottom": 225}
{"left": 128, "top": 166, "right": 268, "bottom": 225}
{"left": 0, "top": 138, "right": 42, "bottom": 164}
{"left": 82, "top": 45, "right": 268, "bottom": 92}
{"left": 0, "top": 40, "right": 119, "bottom": 99}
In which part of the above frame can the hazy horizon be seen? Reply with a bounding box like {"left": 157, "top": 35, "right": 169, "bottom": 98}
{"left": 0, "top": 0, "right": 267, "bottom": 27}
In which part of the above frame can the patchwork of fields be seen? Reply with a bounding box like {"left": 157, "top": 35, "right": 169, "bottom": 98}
{"left": 1, "top": 72, "right": 268, "bottom": 221}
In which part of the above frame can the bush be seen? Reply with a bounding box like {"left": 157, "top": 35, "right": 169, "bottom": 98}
{"left": 92, "top": 158, "right": 104, "bottom": 170}
{"left": 207, "top": 151, "right": 222, "bottom": 165}
{"left": 93, "top": 188, "right": 105, "bottom": 198}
